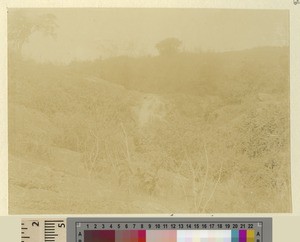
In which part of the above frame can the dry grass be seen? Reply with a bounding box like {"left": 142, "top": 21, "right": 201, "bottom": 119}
{"left": 8, "top": 46, "right": 291, "bottom": 214}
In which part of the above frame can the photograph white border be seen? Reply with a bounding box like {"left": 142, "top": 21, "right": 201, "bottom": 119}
{"left": 1, "top": 0, "right": 299, "bottom": 216}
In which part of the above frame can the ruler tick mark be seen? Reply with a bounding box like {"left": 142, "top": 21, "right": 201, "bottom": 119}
{"left": 45, "top": 220, "right": 64, "bottom": 223}
{"left": 45, "top": 235, "right": 58, "bottom": 238}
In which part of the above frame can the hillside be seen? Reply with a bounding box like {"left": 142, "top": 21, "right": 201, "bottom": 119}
{"left": 8, "top": 47, "right": 291, "bottom": 213}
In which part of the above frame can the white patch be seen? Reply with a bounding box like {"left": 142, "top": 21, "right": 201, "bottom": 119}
{"left": 136, "top": 94, "right": 167, "bottom": 127}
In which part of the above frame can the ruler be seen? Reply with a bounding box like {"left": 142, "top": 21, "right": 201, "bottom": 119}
{"left": 21, "top": 217, "right": 272, "bottom": 242}
{"left": 21, "top": 219, "right": 66, "bottom": 242}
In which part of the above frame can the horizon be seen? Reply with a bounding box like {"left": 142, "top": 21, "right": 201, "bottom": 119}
{"left": 8, "top": 8, "right": 289, "bottom": 64}
{"left": 18, "top": 45, "right": 290, "bottom": 66}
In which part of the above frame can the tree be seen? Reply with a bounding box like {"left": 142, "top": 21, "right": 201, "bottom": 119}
{"left": 155, "top": 38, "right": 182, "bottom": 56}
{"left": 8, "top": 10, "right": 57, "bottom": 54}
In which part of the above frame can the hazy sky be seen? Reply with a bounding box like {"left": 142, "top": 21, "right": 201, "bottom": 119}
{"left": 11, "top": 8, "right": 289, "bottom": 64}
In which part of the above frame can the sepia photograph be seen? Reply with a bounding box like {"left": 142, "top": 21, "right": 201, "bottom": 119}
{"left": 8, "top": 8, "right": 291, "bottom": 214}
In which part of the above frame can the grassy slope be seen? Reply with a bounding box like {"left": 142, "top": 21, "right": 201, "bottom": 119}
{"left": 8, "top": 47, "right": 291, "bottom": 213}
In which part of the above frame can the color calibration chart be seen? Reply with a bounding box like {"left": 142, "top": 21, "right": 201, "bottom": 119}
{"left": 67, "top": 218, "right": 272, "bottom": 242}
